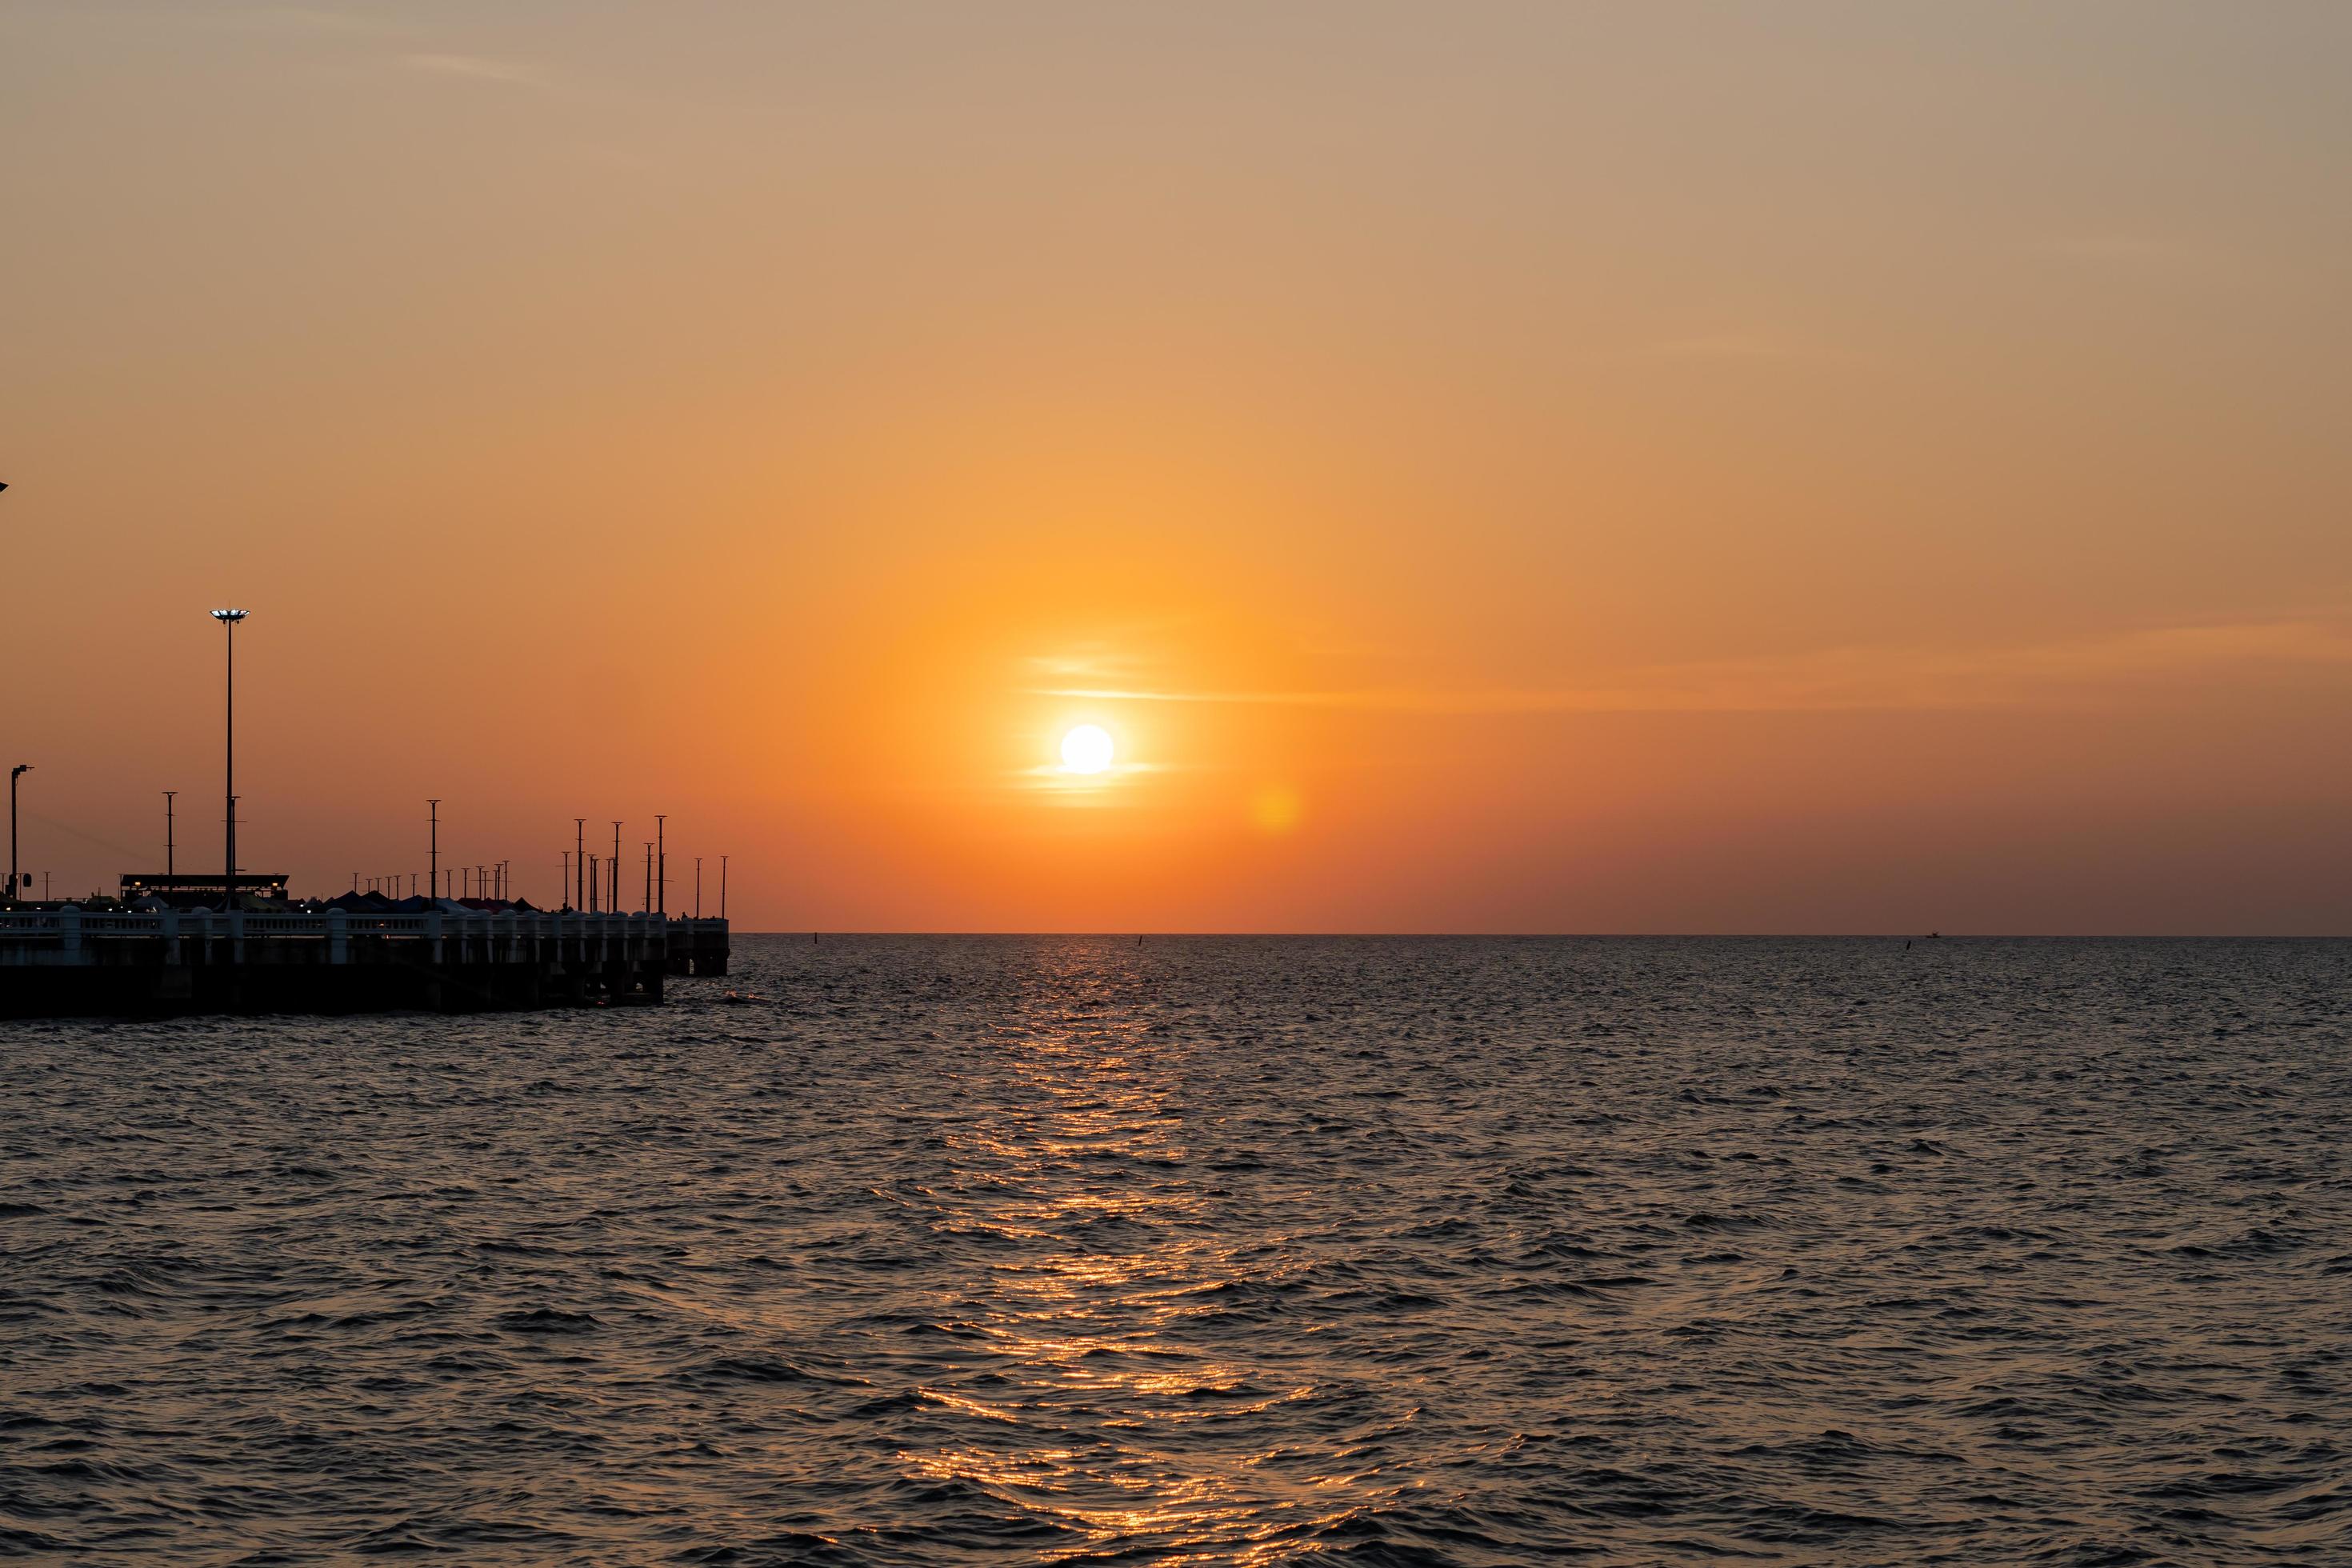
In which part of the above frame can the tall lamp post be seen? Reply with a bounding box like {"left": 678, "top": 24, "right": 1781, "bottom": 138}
{"left": 210, "top": 609, "right": 248, "bottom": 902}
{"left": 7, "top": 764, "right": 28, "bottom": 907}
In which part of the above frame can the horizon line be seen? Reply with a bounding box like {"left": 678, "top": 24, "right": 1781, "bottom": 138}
{"left": 735, "top": 930, "right": 2348, "bottom": 941}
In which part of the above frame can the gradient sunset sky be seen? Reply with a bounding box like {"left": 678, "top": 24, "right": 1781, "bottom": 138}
{"left": 4, "top": 3, "right": 2348, "bottom": 933}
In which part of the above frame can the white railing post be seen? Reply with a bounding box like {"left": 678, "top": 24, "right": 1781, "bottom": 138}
{"left": 162, "top": 906, "right": 181, "bottom": 965}
{"left": 60, "top": 904, "right": 82, "bottom": 960}
{"left": 328, "top": 907, "right": 349, "bottom": 965}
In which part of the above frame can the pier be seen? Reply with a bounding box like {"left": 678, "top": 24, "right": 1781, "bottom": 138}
{"left": 0, "top": 906, "right": 729, "bottom": 1018}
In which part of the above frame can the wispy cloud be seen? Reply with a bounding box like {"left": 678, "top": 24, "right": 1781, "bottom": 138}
{"left": 2031, "top": 233, "right": 2208, "bottom": 266}
{"left": 1644, "top": 329, "right": 1845, "bottom": 362}
{"left": 214, "top": 6, "right": 402, "bottom": 38}
{"left": 2025, "top": 233, "right": 2246, "bottom": 285}
{"left": 206, "top": 11, "right": 552, "bottom": 90}
{"left": 400, "top": 52, "right": 546, "bottom": 86}
{"left": 1029, "top": 617, "right": 2352, "bottom": 717}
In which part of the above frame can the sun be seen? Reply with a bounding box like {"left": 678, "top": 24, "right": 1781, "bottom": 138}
{"left": 1059, "top": 724, "right": 1114, "bottom": 774}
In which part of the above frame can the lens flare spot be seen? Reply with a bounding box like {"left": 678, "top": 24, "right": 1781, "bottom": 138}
{"left": 1251, "top": 786, "right": 1302, "bottom": 833}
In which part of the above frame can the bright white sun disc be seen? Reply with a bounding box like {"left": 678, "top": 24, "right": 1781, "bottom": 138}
{"left": 1060, "top": 724, "right": 1114, "bottom": 774}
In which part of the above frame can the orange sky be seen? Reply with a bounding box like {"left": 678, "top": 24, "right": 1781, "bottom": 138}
{"left": 5, "top": 3, "right": 2350, "bottom": 932}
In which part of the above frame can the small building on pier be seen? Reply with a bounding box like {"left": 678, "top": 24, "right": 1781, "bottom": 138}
{"left": 117, "top": 872, "right": 291, "bottom": 907}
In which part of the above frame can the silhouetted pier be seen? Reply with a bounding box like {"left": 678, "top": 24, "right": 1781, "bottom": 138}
{"left": 0, "top": 907, "right": 729, "bottom": 1017}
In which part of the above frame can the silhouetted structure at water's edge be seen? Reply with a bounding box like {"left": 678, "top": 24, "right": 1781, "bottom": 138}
{"left": 0, "top": 902, "right": 728, "bottom": 1017}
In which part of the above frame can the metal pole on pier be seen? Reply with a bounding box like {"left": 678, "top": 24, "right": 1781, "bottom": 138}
{"left": 610, "top": 822, "right": 621, "bottom": 914}
{"left": 720, "top": 854, "right": 727, "bottom": 920}
{"left": 164, "top": 790, "right": 176, "bottom": 878}
{"left": 574, "top": 819, "right": 585, "bottom": 910}
{"left": 642, "top": 843, "right": 652, "bottom": 914}
{"left": 695, "top": 857, "right": 702, "bottom": 919}
{"left": 428, "top": 799, "right": 440, "bottom": 906}
{"left": 586, "top": 855, "right": 598, "bottom": 912}
{"left": 209, "top": 609, "right": 248, "bottom": 901}
{"left": 655, "top": 814, "right": 666, "bottom": 916}
{"left": 7, "top": 765, "right": 28, "bottom": 909}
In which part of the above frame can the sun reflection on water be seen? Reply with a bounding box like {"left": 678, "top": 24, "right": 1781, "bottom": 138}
{"left": 898, "top": 949, "right": 1354, "bottom": 1561}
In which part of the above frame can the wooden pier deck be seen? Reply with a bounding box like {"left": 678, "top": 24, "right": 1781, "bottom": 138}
{"left": 0, "top": 907, "right": 730, "bottom": 1017}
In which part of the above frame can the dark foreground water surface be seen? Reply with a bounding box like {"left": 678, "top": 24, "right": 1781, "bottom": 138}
{"left": 3, "top": 937, "right": 2349, "bottom": 1565}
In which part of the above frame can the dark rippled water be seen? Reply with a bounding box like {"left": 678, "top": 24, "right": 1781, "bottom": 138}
{"left": 4, "top": 937, "right": 2350, "bottom": 1565}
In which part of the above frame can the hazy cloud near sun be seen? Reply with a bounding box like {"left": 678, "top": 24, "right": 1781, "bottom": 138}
{"left": 1032, "top": 616, "right": 2352, "bottom": 717}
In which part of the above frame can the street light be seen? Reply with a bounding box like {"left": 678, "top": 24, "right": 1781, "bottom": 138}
{"left": 209, "top": 609, "right": 248, "bottom": 902}
{"left": 7, "top": 764, "right": 29, "bottom": 908}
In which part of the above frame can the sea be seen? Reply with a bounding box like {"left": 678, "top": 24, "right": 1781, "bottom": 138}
{"left": 2, "top": 935, "right": 2347, "bottom": 1566}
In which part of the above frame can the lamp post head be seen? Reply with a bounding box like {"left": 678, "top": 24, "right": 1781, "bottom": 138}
{"left": 210, "top": 608, "right": 248, "bottom": 624}
{"left": 10, "top": 765, "right": 27, "bottom": 780}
